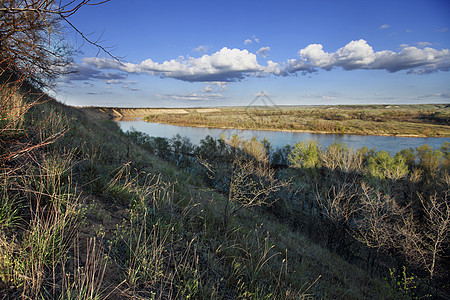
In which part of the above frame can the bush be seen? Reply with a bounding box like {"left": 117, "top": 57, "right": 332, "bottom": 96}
{"left": 288, "top": 140, "right": 321, "bottom": 169}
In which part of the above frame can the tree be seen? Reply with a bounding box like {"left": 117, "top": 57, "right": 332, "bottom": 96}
{"left": 200, "top": 137, "right": 290, "bottom": 232}
{"left": 366, "top": 151, "right": 409, "bottom": 181}
{"left": 398, "top": 192, "right": 450, "bottom": 279}
{"left": 288, "top": 140, "right": 321, "bottom": 169}
{"left": 0, "top": 0, "right": 113, "bottom": 86}
{"left": 1, "top": 0, "right": 113, "bottom": 164}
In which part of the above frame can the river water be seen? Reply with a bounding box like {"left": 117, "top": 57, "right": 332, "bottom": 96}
{"left": 118, "top": 119, "right": 449, "bottom": 154}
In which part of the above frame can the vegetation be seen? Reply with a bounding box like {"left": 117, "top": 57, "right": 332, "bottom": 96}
{"left": 8, "top": 74, "right": 450, "bottom": 299}
{"left": 123, "top": 129, "right": 450, "bottom": 298}
{"left": 143, "top": 105, "right": 450, "bottom": 137}
{"left": 2, "top": 79, "right": 421, "bottom": 298}
{"left": 1, "top": 1, "right": 448, "bottom": 298}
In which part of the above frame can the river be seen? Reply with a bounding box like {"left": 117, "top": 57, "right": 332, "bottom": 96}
{"left": 118, "top": 119, "right": 449, "bottom": 154}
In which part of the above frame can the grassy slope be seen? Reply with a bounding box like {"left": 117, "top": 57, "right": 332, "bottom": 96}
{"left": 1, "top": 92, "right": 401, "bottom": 298}
{"left": 141, "top": 104, "right": 450, "bottom": 137}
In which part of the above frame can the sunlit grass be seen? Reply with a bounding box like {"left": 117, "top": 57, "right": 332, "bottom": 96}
{"left": 142, "top": 104, "right": 450, "bottom": 137}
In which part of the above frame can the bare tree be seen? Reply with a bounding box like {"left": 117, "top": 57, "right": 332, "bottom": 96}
{"left": 315, "top": 179, "right": 359, "bottom": 252}
{"left": 200, "top": 138, "right": 290, "bottom": 232}
{"left": 398, "top": 192, "right": 450, "bottom": 278}
{"left": 353, "top": 182, "right": 405, "bottom": 250}
{"left": 353, "top": 183, "right": 449, "bottom": 279}
{"left": 0, "top": 0, "right": 113, "bottom": 86}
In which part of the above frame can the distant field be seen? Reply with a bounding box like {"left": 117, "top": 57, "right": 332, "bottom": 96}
{"left": 139, "top": 104, "right": 450, "bottom": 137}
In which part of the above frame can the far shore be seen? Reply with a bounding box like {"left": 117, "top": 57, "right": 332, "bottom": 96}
{"left": 79, "top": 104, "right": 450, "bottom": 138}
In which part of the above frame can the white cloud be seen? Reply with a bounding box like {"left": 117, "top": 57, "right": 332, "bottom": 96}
{"left": 399, "top": 44, "right": 409, "bottom": 48}
{"left": 123, "top": 84, "right": 138, "bottom": 91}
{"left": 416, "top": 42, "right": 432, "bottom": 47}
{"left": 106, "top": 79, "right": 121, "bottom": 84}
{"left": 371, "top": 46, "right": 450, "bottom": 73}
{"left": 437, "top": 28, "right": 448, "bottom": 33}
{"left": 84, "top": 47, "right": 275, "bottom": 82}
{"left": 203, "top": 85, "right": 214, "bottom": 93}
{"left": 156, "top": 92, "right": 223, "bottom": 101}
{"left": 194, "top": 45, "right": 208, "bottom": 53}
{"left": 299, "top": 44, "right": 334, "bottom": 70}
{"left": 284, "top": 39, "right": 450, "bottom": 74}
{"left": 70, "top": 40, "right": 450, "bottom": 85}
{"left": 256, "top": 46, "right": 271, "bottom": 58}
{"left": 380, "top": 24, "right": 390, "bottom": 30}
{"left": 417, "top": 93, "right": 450, "bottom": 100}
{"left": 244, "top": 35, "right": 260, "bottom": 45}
{"left": 295, "top": 39, "right": 376, "bottom": 71}
{"left": 208, "top": 81, "right": 228, "bottom": 91}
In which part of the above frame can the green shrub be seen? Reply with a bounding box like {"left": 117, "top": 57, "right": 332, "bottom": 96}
{"left": 288, "top": 140, "right": 321, "bottom": 169}
{"left": 366, "top": 150, "right": 409, "bottom": 180}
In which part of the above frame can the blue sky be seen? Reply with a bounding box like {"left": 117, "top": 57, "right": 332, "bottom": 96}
{"left": 57, "top": 0, "right": 450, "bottom": 107}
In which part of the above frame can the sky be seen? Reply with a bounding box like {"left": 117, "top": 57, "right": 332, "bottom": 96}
{"left": 57, "top": 0, "right": 450, "bottom": 108}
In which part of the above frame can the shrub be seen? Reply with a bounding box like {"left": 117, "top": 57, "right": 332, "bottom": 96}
{"left": 288, "top": 140, "right": 321, "bottom": 169}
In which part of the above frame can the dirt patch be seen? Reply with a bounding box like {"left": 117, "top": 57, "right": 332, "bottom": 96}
{"left": 78, "top": 107, "right": 191, "bottom": 120}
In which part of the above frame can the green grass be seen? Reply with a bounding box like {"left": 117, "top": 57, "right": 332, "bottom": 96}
{"left": 142, "top": 104, "right": 450, "bottom": 137}
{"left": 0, "top": 80, "right": 420, "bottom": 298}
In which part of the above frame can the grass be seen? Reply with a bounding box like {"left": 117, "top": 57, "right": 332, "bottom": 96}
{"left": 140, "top": 104, "right": 450, "bottom": 137}
{"left": 0, "top": 77, "right": 423, "bottom": 298}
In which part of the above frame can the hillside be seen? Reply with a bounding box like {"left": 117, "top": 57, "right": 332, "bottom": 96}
{"left": 1, "top": 83, "right": 449, "bottom": 299}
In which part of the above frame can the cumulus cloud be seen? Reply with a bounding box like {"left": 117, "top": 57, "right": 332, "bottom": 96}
{"left": 244, "top": 39, "right": 252, "bottom": 45}
{"left": 68, "top": 40, "right": 450, "bottom": 86}
{"left": 256, "top": 46, "right": 271, "bottom": 58}
{"left": 83, "top": 47, "right": 276, "bottom": 82}
{"left": 380, "top": 24, "right": 390, "bottom": 30}
{"left": 283, "top": 39, "right": 450, "bottom": 74}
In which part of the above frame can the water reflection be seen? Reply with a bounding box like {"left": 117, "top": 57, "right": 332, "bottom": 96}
{"left": 118, "top": 120, "right": 449, "bottom": 154}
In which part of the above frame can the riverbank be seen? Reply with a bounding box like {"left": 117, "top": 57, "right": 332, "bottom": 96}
{"left": 79, "top": 104, "right": 450, "bottom": 137}
{"left": 141, "top": 104, "right": 450, "bottom": 138}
